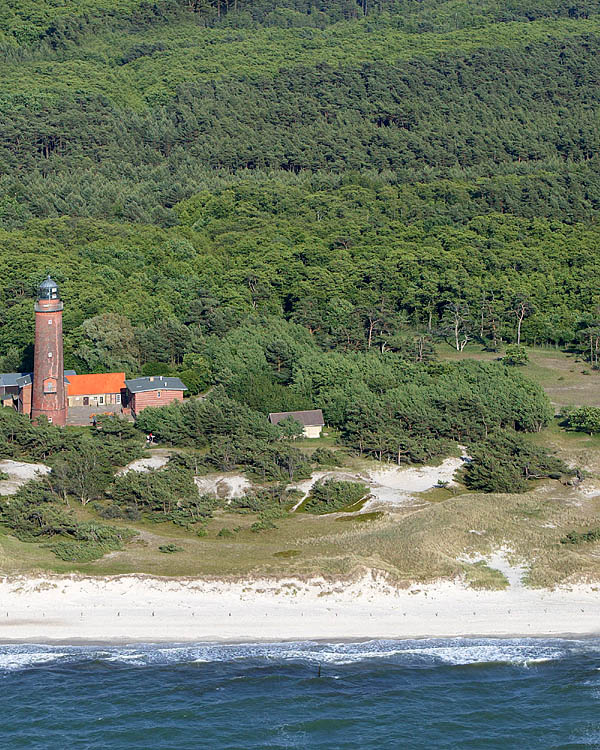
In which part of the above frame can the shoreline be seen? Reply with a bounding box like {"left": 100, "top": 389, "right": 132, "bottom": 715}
{"left": 1, "top": 572, "right": 600, "bottom": 643}
{"left": 1, "top": 632, "right": 600, "bottom": 646}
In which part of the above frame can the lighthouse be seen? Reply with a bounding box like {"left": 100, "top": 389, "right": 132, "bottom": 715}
{"left": 31, "top": 275, "right": 67, "bottom": 426}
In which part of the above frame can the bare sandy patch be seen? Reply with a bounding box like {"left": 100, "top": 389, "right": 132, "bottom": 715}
{"left": 364, "top": 455, "right": 466, "bottom": 510}
{"left": 118, "top": 455, "right": 170, "bottom": 475}
{"left": 195, "top": 473, "right": 252, "bottom": 499}
{"left": 0, "top": 460, "right": 51, "bottom": 496}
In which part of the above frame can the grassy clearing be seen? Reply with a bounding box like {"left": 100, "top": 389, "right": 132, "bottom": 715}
{"left": 292, "top": 429, "right": 345, "bottom": 456}
{"left": 418, "top": 486, "right": 470, "bottom": 503}
{"left": 439, "top": 343, "right": 600, "bottom": 409}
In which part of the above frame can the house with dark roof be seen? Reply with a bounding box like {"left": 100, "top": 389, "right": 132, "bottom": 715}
{"left": 0, "top": 373, "right": 26, "bottom": 406}
{"left": 124, "top": 376, "right": 187, "bottom": 417}
{"left": 268, "top": 409, "right": 325, "bottom": 439}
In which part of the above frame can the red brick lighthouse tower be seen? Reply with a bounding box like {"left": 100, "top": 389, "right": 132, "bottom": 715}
{"left": 31, "top": 275, "right": 67, "bottom": 426}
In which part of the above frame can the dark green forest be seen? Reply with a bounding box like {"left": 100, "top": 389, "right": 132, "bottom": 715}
{"left": 1, "top": 1, "right": 600, "bottom": 446}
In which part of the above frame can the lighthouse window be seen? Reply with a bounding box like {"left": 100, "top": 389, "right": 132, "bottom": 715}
{"left": 48, "top": 319, "right": 52, "bottom": 325}
{"left": 157, "top": 391, "right": 161, "bottom": 398}
{"left": 47, "top": 351, "right": 53, "bottom": 358}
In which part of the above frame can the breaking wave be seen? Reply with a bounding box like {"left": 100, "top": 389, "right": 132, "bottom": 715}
{"left": 0, "top": 638, "right": 594, "bottom": 672}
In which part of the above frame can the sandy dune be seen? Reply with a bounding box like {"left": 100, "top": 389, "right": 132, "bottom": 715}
{"left": 289, "top": 453, "right": 468, "bottom": 511}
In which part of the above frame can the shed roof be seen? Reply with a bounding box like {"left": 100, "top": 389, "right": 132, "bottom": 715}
{"left": 268, "top": 409, "right": 324, "bottom": 427}
{"left": 66, "top": 372, "right": 126, "bottom": 396}
{"left": 16, "top": 370, "right": 75, "bottom": 388}
{"left": 125, "top": 376, "right": 187, "bottom": 394}
{"left": 0, "top": 373, "right": 25, "bottom": 387}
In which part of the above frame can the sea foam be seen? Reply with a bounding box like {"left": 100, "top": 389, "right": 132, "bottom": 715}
{"left": 0, "top": 638, "right": 594, "bottom": 672}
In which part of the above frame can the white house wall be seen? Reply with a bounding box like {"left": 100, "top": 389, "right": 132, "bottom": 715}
{"left": 303, "top": 425, "right": 323, "bottom": 439}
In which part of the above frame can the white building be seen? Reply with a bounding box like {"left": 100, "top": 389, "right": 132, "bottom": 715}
{"left": 268, "top": 409, "right": 325, "bottom": 439}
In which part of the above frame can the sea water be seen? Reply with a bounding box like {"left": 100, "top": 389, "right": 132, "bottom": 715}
{"left": 1, "top": 638, "right": 599, "bottom": 749}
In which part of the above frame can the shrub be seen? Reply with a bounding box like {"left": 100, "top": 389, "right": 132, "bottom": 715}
{"left": 96, "top": 503, "right": 124, "bottom": 519}
{"left": 464, "top": 429, "right": 571, "bottom": 493}
{"left": 566, "top": 407, "right": 600, "bottom": 435}
{"left": 304, "top": 479, "right": 369, "bottom": 514}
{"left": 561, "top": 529, "right": 600, "bottom": 545}
{"left": 48, "top": 541, "right": 109, "bottom": 562}
{"left": 47, "top": 524, "right": 136, "bottom": 562}
{"left": 502, "top": 345, "right": 529, "bottom": 366}
{"left": 158, "top": 543, "right": 183, "bottom": 553}
{"left": 311, "top": 447, "right": 340, "bottom": 466}
{"left": 251, "top": 518, "right": 277, "bottom": 532}
{"left": 229, "top": 486, "right": 293, "bottom": 515}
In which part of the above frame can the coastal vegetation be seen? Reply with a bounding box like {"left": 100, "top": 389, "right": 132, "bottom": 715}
{"left": 135, "top": 357, "right": 554, "bottom": 466}
{"left": 2, "top": 480, "right": 136, "bottom": 562}
{"left": 463, "top": 429, "right": 570, "bottom": 493}
{"left": 2, "top": 2, "right": 600, "bottom": 376}
{"left": 0, "top": 348, "right": 580, "bottom": 568}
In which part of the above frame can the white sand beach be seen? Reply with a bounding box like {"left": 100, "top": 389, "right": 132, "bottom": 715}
{"left": 0, "top": 573, "right": 599, "bottom": 643}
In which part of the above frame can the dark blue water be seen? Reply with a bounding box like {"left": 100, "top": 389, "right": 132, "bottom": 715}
{"left": 1, "top": 639, "right": 599, "bottom": 749}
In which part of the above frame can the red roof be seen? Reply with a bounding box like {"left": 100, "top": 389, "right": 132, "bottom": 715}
{"left": 66, "top": 372, "right": 126, "bottom": 396}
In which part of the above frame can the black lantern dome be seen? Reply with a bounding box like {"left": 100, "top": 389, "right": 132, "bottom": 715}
{"left": 38, "top": 275, "right": 60, "bottom": 300}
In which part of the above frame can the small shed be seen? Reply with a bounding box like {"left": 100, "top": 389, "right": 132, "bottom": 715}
{"left": 268, "top": 409, "right": 325, "bottom": 439}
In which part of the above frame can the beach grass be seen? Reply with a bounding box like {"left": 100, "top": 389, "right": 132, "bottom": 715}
{"left": 464, "top": 561, "right": 510, "bottom": 590}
